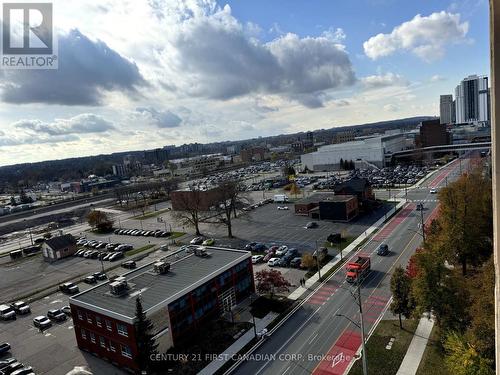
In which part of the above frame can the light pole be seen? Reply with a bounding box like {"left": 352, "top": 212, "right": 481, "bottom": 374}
{"left": 420, "top": 206, "right": 426, "bottom": 245}
{"left": 24, "top": 219, "right": 33, "bottom": 246}
{"left": 357, "top": 277, "right": 368, "bottom": 375}
{"left": 314, "top": 241, "right": 322, "bottom": 281}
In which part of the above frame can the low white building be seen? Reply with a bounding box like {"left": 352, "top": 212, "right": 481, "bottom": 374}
{"left": 301, "top": 133, "right": 407, "bottom": 171}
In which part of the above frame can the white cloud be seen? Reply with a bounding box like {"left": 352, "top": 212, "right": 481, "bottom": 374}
{"left": 133, "top": 107, "right": 183, "bottom": 128}
{"left": 363, "top": 11, "right": 469, "bottom": 62}
{"left": 430, "top": 74, "right": 446, "bottom": 82}
{"left": 361, "top": 72, "right": 408, "bottom": 89}
{"left": 383, "top": 103, "right": 399, "bottom": 112}
{"left": 13, "top": 114, "right": 115, "bottom": 136}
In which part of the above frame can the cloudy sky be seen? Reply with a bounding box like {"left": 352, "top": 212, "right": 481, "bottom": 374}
{"left": 0, "top": 0, "right": 490, "bottom": 166}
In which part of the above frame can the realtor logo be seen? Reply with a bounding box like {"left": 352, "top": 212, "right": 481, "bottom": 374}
{"left": 1, "top": 2, "right": 58, "bottom": 69}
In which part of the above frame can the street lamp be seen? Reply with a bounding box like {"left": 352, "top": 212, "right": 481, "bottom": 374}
{"left": 24, "top": 219, "right": 33, "bottom": 246}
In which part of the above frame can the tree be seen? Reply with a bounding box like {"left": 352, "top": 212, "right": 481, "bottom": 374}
{"left": 300, "top": 253, "right": 315, "bottom": 270}
{"left": 134, "top": 297, "right": 158, "bottom": 373}
{"left": 339, "top": 158, "right": 344, "bottom": 170}
{"left": 173, "top": 190, "right": 204, "bottom": 235}
{"left": 9, "top": 196, "right": 16, "bottom": 206}
{"left": 255, "top": 269, "right": 291, "bottom": 299}
{"left": 87, "top": 210, "right": 114, "bottom": 232}
{"left": 19, "top": 189, "right": 33, "bottom": 204}
{"left": 436, "top": 170, "right": 492, "bottom": 275}
{"left": 444, "top": 332, "right": 494, "bottom": 375}
{"left": 289, "top": 183, "right": 301, "bottom": 199}
{"left": 390, "top": 266, "right": 413, "bottom": 328}
{"left": 213, "top": 180, "right": 247, "bottom": 238}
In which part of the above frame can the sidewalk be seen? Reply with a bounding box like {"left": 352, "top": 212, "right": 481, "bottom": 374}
{"left": 396, "top": 314, "right": 435, "bottom": 375}
{"left": 198, "top": 312, "right": 278, "bottom": 375}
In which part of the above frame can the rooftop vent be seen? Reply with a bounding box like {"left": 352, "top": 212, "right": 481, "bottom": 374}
{"left": 194, "top": 247, "right": 208, "bottom": 257}
{"left": 109, "top": 278, "right": 128, "bottom": 295}
{"left": 153, "top": 261, "right": 171, "bottom": 274}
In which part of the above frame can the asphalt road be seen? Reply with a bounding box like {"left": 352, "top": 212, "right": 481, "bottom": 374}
{"left": 230, "top": 157, "right": 467, "bottom": 375}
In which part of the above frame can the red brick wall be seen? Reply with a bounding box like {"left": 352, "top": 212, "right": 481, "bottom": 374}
{"left": 71, "top": 304, "right": 139, "bottom": 372}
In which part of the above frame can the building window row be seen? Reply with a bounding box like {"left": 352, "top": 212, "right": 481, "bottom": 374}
{"left": 117, "top": 323, "right": 129, "bottom": 337}
{"left": 80, "top": 328, "right": 128, "bottom": 358}
{"left": 76, "top": 309, "right": 114, "bottom": 333}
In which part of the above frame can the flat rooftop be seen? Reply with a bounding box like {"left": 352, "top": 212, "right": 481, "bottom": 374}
{"left": 296, "top": 193, "right": 355, "bottom": 205}
{"left": 70, "top": 247, "right": 250, "bottom": 322}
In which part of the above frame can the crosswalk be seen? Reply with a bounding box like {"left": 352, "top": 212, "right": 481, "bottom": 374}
{"left": 408, "top": 199, "right": 438, "bottom": 203}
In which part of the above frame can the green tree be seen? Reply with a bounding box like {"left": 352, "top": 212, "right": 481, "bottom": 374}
{"left": 134, "top": 297, "right": 158, "bottom": 373}
{"left": 390, "top": 266, "right": 414, "bottom": 328}
{"left": 444, "top": 332, "right": 494, "bottom": 375}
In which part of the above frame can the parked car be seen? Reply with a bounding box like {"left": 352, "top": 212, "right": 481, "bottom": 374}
{"left": 263, "top": 251, "right": 276, "bottom": 262}
{"left": 33, "top": 315, "right": 52, "bottom": 330}
{"left": 285, "top": 248, "right": 299, "bottom": 257}
{"left": 377, "top": 244, "right": 389, "bottom": 256}
{"left": 0, "top": 305, "right": 16, "bottom": 320}
{"left": 277, "top": 206, "right": 289, "bottom": 210}
{"left": 121, "top": 260, "right": 137, "bottom": 269}
{"left": 0, "top": 358, "right": 17, "bottom": 370}
{"left": 11, "top": 366, "right": 35, "bottom": 375}
{"left": 251, "top": 255, "right": 264, "bottom": 264}
{"left": 290, "top": 257, "right": 302, "bottom": 268}
{"left": 202, "top": 238, "right": 215, "bottom": 246}
{"left": 10, "top": 301, "right": 30, "bottom": 315}
{"left": 275, "top": 246, "right": 288, "bottom": 257}
{"left": 313, "top": 247, "right": 328, "bottom": 258}
{"left": 47, "top": 309, "right": 67, "bottom": 322}
{"left": 84, "top": 276, "right": 96, "bottom": 284}
{"left": 1, "top": 362, "right": 24, "bottom": 375}
{"left": 0, "top": 342, "right": 11, "bottom": 355}
{"left": 93, "top": 272, "right": 107, "bottom": 281}
{"left": 102, "top": 253, "right": 113, "bottom": 261}
{"left": 190, "top": 237, "right": 204, "bottom": 245}
{"left": 59, "top": 282, "right": 79, "bottom": 294}
{"left": 244, "top": 242, "right": 257, "bottom": 251}
{"left": 61, "top": 306, "right": 71, "bottom": 315}
{"left": 278, "top": 257, "right": 290, "bottom": 267}
{"left": 305, "top": 222, "right": 318, "bottom": 229}
{"left": 253, "top": 243, "right": 268, "bottom": 252}
{"left": 267, "top": 258, "right": 280, "bottom": 267}
{"left": 109, "top": 252, "right": 124, "bottom": 261}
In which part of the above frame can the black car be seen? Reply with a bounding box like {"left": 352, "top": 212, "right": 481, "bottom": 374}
{"left": 1, "top": 362, "right": 23, "bottom": 375}
{"left": 47, "top": 309, "right": 67, "bottom": 322}
{"left": 0, "top": 358, "right": 16, "bottom": 370}
{"left": 377, "top": 244, "right": 389, "bottom": 256}
{"left": 121, "top": 260, "right": 137, "bottom": 269}
{"left": 93, "top": 272, "right": 107, "bottom": 281}
{"left": 0, "top": 342, "right": 10, "bottom": 355}
{"left": 84, "top": 276, "right": 96, "bottom": 284}
{"left": 305, "top": 222, "right": 318, "bottom": 229}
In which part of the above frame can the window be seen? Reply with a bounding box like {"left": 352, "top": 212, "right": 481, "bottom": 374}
{"left": 81, "top": 329, "right": 86, "bottom": 340}
{"left": 117, "top": 323, "right": 128, "bottom": 337}
{"left": 86, "top": 312, "right": 92, "bottom": 324}
{"left": 110, "top": 341, "right": 116, "bottom": 352}
{"left": 99, "top": 336, "right": 106, "bottom": 348}
{"left": 77, "top": 310, "right": 83, "bottom": 320}
{"left": 96, "top": 316, "right": 102, "bottom": 327}
{"left": 90, "top": 332, "right": 96, "bottom": 343}
{"left": 121, "top": 345, "right": 132, "bottom": 359}
{"left": 105, "top": 319, "right": 112, "bottom": 331}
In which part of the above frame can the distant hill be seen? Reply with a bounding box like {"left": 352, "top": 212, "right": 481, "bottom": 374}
{"left": 0, "top": 115, "right": 435, "bottom": 190}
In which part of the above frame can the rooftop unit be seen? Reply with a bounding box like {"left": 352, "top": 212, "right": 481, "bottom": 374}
{"left": 109, "top": 277, "right": 128, "bottom": 296}
{"left": 153, "top": 261, "right": 171, "bottom": 274}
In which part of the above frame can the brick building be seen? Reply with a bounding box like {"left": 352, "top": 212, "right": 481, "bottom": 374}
{"left": 69, "top": 247, "right": 254, "bottom": 373}
{"left": 294, "top": 193, "right": 359, "bottom": 221}
{"left": 418, "top": 119, "right": 450, "bottom": 148}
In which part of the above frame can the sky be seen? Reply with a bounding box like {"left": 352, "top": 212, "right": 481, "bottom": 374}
{"left": 0, "top": 0, "right": 490, "bottom": 166}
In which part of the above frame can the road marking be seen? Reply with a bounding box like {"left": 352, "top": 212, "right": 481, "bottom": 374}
{"left": 282, "top": 366, "right": 291, "bottom": 375}
{"left": 309, "top": 333, "right": 319, "bottom": 344}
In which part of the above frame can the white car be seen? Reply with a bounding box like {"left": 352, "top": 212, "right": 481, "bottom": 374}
{"left": 430, "top": 188, "right": 437, "bottom": 194}
{"left": 275, "top": 246, "right": 288, "bottom": 257}
{"left": 268, "top": 258, "right": 280, "bottom": 266}
{"left": 252, "top": 255, "right": 264, "bottom": 264}
{"left": 33, "top": 315, "right": 52, "bottom": 330}
{"left": 277, "top": 206, "right": 289, "bottom": 210}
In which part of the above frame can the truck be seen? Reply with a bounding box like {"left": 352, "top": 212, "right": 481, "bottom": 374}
{"left": 345, "top": 256, "right": 371, "bottom": 283}
{"left": 273, "top": 194, "right": 289, "bottom": 203}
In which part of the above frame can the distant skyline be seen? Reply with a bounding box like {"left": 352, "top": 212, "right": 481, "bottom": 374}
{"left": 0, "top": 0, "right": 490, "bottom": 166}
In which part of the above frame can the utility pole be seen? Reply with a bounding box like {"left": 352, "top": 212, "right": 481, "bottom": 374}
{"left": 314, "top": 240, "right": 322, "bottom": 281}
{"left": 420, "top": 206, "right": 426, "bottom": 244}
{"left": 356, "top": 270, "right": 368, "bottom": 375}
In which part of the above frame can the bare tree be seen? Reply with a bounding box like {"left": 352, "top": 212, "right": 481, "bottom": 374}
{"left": 213, "top": 180, "right": 248, "bottom": 238}
{"left": 172, "top": 190, "right": 204, "bottom": 236}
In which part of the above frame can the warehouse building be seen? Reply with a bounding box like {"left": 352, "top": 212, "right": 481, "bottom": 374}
{"left": 69, "top": 247, "right": 254, "bottom": 372}
{"left": 300, "top": 133, "right": 407, "bottom": 171}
